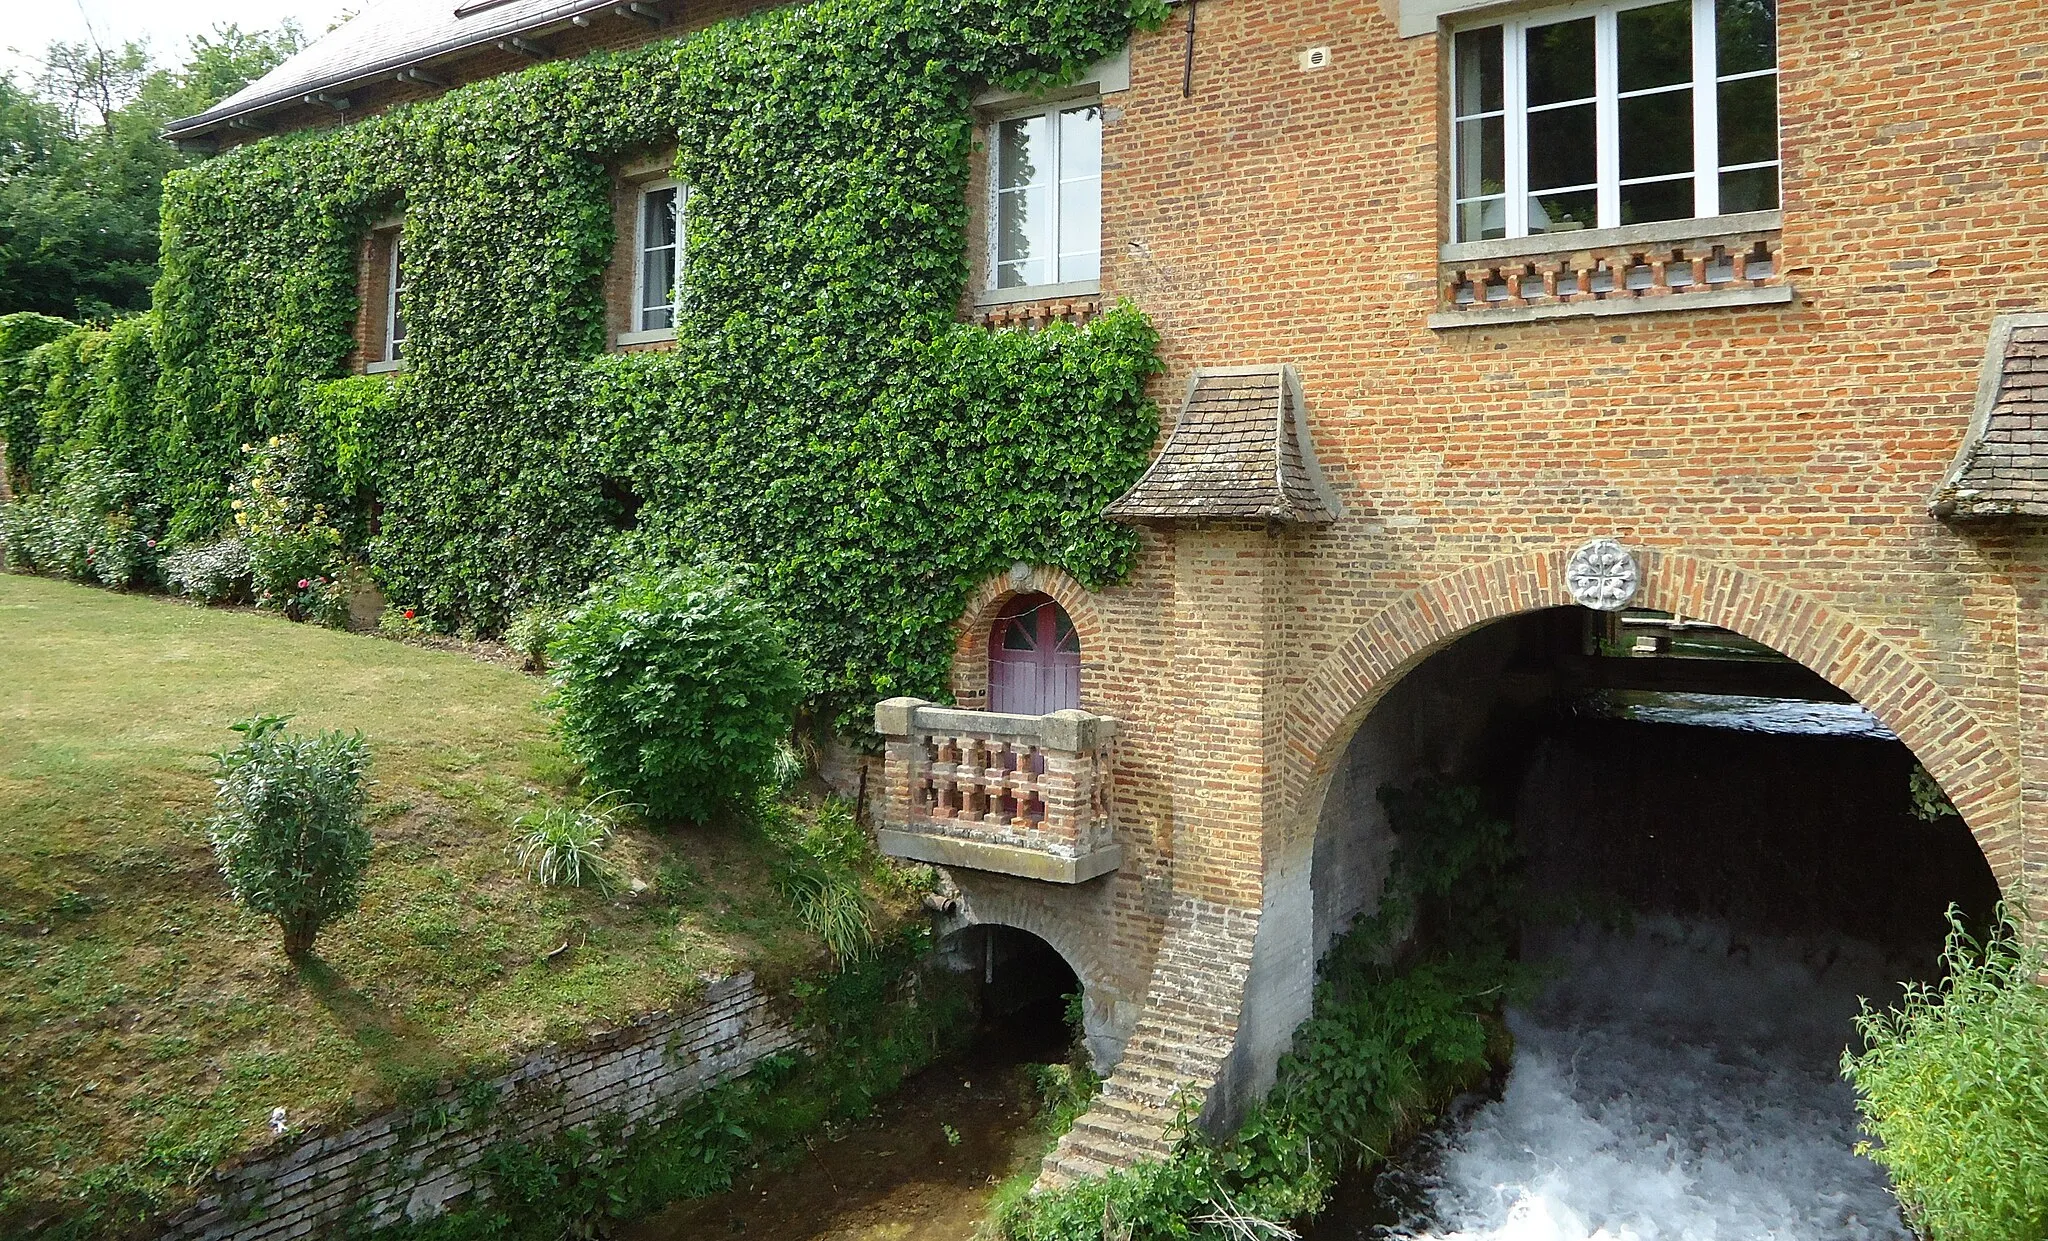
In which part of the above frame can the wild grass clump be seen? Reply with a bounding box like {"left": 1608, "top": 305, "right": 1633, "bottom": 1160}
{"left": 768, "top": 797, "right": 876, "bottom": 968}
{"left": 513, "top": 793, "right": 634, "bottom": 892}
{"left": 546, "top": 563, "right": 803, "bottom": 824}
{"left": 208, "top": 714, "right": 371, "bottom": 960}
{"left": 1843, "top": 904, "right": 2048, "bottom": 1241}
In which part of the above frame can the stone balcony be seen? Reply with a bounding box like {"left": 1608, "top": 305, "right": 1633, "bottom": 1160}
{"left": 872, "top": 697, "right": 1122, "bottom": 884}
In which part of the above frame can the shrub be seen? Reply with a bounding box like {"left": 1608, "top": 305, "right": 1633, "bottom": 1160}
{"left": 0, "top": 448, "right": 159, "bottom": 586}
{"left": 546, "top": 564, "right": 803, "bottom": 824}
{"left": 1843, "top": 904, "right": 2048, "bottom": 1241}
{"left": 505, "top": 603, "right": 565, "bottom": 671}
{"left": 232, "top": 435, "right": 350, "bottom": 625}
{"left": 513, "top": 793, "right": 632, "bottom": 892}
{"left": 161, "top": 536, "right": 252, "bottom": 604}
{"left": 208, "top": 715, "right": 372, "bottom": 959}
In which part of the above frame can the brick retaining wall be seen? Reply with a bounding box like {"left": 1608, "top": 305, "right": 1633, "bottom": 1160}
{"left": 157, "top": 973, "right": 797, "bottom": 1240}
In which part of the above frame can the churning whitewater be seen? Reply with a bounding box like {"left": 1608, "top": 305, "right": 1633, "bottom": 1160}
{"left": 1379, "top": 919, "right": 1912, "bottom": 1241}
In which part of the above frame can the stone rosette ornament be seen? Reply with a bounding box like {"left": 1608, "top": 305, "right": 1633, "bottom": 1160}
{"left": 1566, "top": 538, "right": 1641, "bottom": 612}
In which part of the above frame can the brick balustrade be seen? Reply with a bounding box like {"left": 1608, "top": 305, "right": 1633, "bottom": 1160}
{"left": 1438, "top": 226, "right": 1783, "bottom": 316}
{"left": 873, "top": 697, "right": 1123, "bottom": 884}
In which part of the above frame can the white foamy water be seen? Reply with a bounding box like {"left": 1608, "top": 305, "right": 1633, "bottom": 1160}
{"left": 1382, "top": 919, "right": 1912, "bottom": 1241}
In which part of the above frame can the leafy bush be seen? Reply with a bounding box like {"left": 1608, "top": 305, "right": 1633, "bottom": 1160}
{"left": 0, "top": 448, "right": 159, "bottom": 586}
{"left": 513, "top": 793, "right": 633, "bottom": 892}
{"left": 1843, "top": 905, "right": 2048, "bottom": 1241}
{"left": 208, "top": 715, "right": 372, "bottom": 959}
{"left": 505, "top": 603, "right": 565, "bottom": 671}
{"left": 232, "top": 435, "right": 350, "bottom": 625}
{"left": 546, "top": 564, "right": 802, "bottom": 824}
{"left": 160, "top": 535, "right": 252, "bottom": 603}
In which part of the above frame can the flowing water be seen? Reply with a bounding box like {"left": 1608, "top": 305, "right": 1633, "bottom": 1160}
{"left": 1316, "top": 919, "right": 1915, "bottom": 1241}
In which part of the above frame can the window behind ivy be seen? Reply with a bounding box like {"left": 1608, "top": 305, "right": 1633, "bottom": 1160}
{"left": 637, "top": 182, "right": 684, "bottom": 331}
{"left": 992, "top": 101, "right": 1102, "bottom": 290}
{"left": 1451, "top": 0, "right": 1778, "bottom": 243}
{"left": 385, "top": 237, "right": 406, "bottom": 362}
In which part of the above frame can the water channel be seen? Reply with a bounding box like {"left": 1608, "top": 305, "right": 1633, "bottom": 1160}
{"left": 1312, "top": 918, "right": 1913, "bottom": 1241}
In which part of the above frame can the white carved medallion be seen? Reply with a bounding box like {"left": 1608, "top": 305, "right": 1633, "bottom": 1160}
{"left": 1566, "top": 539, "right": 1640, "bottom": 612}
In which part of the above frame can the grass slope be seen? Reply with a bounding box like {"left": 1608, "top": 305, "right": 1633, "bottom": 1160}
{"left": 0, "top": 575, "right": 825, "bottom": 1223}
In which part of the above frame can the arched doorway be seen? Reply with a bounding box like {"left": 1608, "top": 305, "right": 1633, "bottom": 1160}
{"left": 989, "top": 592, "right": 1081, "bottom": 715}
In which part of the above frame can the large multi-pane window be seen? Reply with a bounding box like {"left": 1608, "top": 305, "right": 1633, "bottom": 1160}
{"left": 991, "top": 101, "right": 1102, "bottom": 290}
{"left": 1451, "top": 0, "right": 1778, "bottom": 242}
{"left": 636, "top": 181, "right": 685, "bottom": 332}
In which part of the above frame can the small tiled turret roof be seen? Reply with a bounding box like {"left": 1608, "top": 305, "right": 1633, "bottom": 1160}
{"left": 1105, "top": 365, "right": 1341, "bottom": 526}
{"left": 1933, "top": 313, "right": 2048, "bottom": 519}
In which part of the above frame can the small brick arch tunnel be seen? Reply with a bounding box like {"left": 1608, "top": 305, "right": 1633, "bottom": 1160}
{"left": 939, "top": 923, "right": 1087, "bottom": 1064}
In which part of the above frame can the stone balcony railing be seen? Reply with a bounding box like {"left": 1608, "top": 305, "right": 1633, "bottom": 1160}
{"left": 872, "top": 697, "right": 1122, "bottom": 884}
{"left": 1430, "top": 210, "right": 1791, "bottom": 328}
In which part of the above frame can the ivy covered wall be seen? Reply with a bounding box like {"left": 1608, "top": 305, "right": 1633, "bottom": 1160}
{"left": 1, "top": 0, "right": 1167, "bottom": 725}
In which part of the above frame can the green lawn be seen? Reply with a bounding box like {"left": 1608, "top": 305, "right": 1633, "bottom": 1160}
{"left": 0, "top": 575, "right": 838, "bottom": 1225}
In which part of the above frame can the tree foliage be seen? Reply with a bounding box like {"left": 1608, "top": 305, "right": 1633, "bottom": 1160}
{"left": 0, "top": 25, "right": 304, "bottom": 320}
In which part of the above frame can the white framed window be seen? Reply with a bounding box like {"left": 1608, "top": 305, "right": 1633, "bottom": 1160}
{"left": 1451, "top": 0, "right": 1778, "bottom": 243}
{"left": 384, "top": 236, "right": 406, "bottom": 362}
{"left": 634, "top": 180, "right": 685, "bottom": 333}
{"left": 989, "top": 99, "right": 1102, "bottom": 292}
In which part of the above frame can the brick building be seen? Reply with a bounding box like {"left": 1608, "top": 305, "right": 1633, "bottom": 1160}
{"left": 170, "top": 0, "right": 2048, "bottom": 1182}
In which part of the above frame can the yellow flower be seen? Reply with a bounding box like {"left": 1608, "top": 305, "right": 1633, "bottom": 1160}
{"left": 231, "top": 498, "right": 245, "bottom": 509}
{"left": 235, "top": 512, "right": 249, "bottom": 527}
{"left": 268, "top": 436, "right": 281, "bottom": 448}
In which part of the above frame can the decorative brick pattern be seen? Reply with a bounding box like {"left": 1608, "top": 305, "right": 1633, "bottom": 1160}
{"left": 1438, "top": 227, "right": 1783, "bottom": 317}
{"left": 154, "top": 975, "right": 796, "bottom": 1240}
{"left": 969, "top": 297, "right": 1103, "bottom": 331}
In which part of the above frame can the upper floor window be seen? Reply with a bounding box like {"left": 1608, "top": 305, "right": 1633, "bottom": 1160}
{"left": 636, "top": 180, "right": 685, "bottom": 332}
{"left": 384, "top": 237, "right": 407, "bottom": 363}
{"left": 991, "top": 100, "right": 1101, "bottom": 291}
{"left": 1451, "top": 0, "right": 1778, "bottom": 243}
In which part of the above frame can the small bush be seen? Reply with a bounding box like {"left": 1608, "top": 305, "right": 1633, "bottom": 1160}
{"left": 208, "top": 715, "right": 372, "bottom": 959}
{"left": 505, "top": 603, "right": 565, "bottom": 671}
{"left": 769, "top": 798, "right": 876, "bottom": 968}
{"left": 161, "top": 536, "right": 252, "bottom": 604}
{"left": 0, "top": 449, "right": 159, "bottom": 586}
{"left": 546, "top": 564, "right": 803, "bottom": 824}
{"left": 1843, "top": 904, "right": 2048, "bottom": 1241}
{"left": 232, "top": 435, "right": 350, "bottom": 626}
{"left": 513, "top": 793, "right": 632, "bottom": 892}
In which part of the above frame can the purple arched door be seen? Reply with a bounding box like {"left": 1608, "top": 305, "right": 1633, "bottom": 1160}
{"left": 989, "top": 592, "right": 1081, "bottom": 715}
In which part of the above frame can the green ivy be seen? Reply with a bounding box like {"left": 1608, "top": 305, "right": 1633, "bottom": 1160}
{"left": 6, "top": 0, "right": 1168, "bottom": 726}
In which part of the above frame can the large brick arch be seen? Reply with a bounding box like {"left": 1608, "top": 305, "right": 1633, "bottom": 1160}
{"left": 1285, "top": 547, "right": 2025, "bottom": 892}
{"left": 951, "top": 564, "right": 1108, "bottom": 711}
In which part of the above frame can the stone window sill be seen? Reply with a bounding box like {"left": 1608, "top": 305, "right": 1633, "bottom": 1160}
{"left": 616, "top": 326, "right": 677, "bottom": 347}
{"left": 976, "top": 279, "right": 1101, "bottom": 308}
{"left": 364, "top": 358, "right": 405, "bottom": 374}
{"left": 1429, "top": 283, "right": 1794, "bottom": 329}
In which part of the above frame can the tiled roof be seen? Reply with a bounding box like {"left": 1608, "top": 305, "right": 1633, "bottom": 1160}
{"left": 1933, "top": 314, "right": 2048, "bottom": 519}
{"left": 165, "top": 0, "right": 627, "bottom": 137}
{"left": 1105, "top": 365, "right": 1340, "bottom": 526}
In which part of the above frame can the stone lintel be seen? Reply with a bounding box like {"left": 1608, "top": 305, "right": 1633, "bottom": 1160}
{"left": 876, "top": 829, "right": 1122, "bottom": 884}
